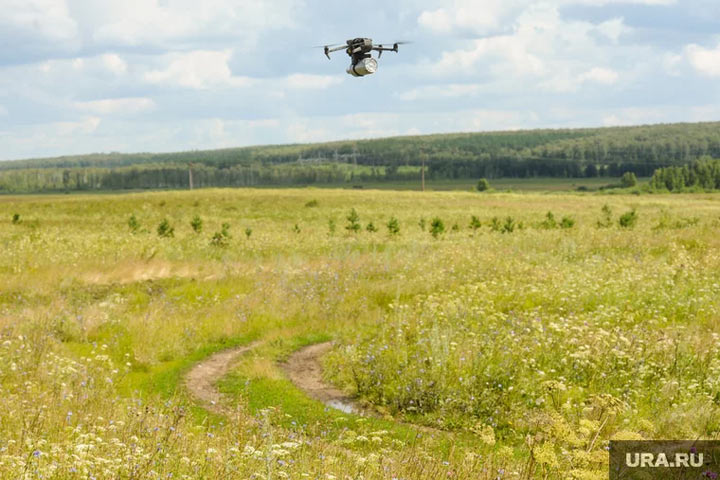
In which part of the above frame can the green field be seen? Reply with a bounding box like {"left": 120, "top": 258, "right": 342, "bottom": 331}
{"left": 1, "top": 188, "right": 719, "bottom": 479}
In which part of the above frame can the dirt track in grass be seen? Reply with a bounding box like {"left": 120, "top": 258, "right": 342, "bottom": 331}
{"left": 184, "top": 340, "right": 368, "bottom": 416}
{"left": 184, "top": 341, "right": 261, "bottom": 415}
{"left": 184, "top": 340, "right": 447, "bottom": 437}
{"left": 281, "top": 341, "right": 370, "bottom": 416}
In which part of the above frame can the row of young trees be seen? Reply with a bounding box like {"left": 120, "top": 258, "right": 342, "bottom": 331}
{"left": 2, "top": 122, "right": 720, "bottom": 192}
{"left": 0, "top": 161, "right": 642, "bottom": 192}
{"left": 649, "top": 156, "right": 720, "bottom": 191}
{"left": 0, "top": 163, "right": 417, "bottom": 192}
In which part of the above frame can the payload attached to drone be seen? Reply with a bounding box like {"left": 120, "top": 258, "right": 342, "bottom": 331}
{"left": 321, "top": 38, "right": 408, "bottom": 77}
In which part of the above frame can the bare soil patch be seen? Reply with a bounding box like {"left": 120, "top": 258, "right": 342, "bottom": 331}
{"left": 184, "top": 341, "right": 260, "bottom": 415}
{"left": 281, "top": 341, "right": 371, "bottom": 416}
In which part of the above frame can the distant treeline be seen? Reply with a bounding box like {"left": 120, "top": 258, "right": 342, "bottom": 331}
{"left": 649, "top": 156, "right": 720, "bottom": 191}
{"left": 2, "top": 122, "right": 720, "bottom": 192}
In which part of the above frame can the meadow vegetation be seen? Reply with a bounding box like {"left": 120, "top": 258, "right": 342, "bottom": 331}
{"left": 1, "top": 188, "right": 719, "bottom": 479}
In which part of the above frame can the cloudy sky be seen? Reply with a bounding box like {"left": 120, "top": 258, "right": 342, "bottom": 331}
{"left": 1, "top": 0, "right": 719, "bottom": 160}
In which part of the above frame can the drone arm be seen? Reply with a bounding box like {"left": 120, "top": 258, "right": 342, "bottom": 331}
{"left": 371, "top": 44, "right": 400, "bottom": 58}
{"left": 324, "top": 45, "right": 346, "bottom": 59}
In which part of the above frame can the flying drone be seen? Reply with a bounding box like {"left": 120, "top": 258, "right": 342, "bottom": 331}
{"left": 320, "top": 38, "right": 408, "bottom": 77}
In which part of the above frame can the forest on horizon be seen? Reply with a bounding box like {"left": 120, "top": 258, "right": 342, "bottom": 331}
{"left": 2, "top": 121, "right": 720, "bottom": 193}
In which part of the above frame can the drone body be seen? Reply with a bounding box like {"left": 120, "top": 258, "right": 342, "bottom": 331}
{"left": 322, "top": 38, "right": 405, "bottom": 77}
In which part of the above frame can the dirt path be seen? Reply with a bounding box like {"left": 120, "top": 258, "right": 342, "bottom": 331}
{"left": 184, "top": 341, "right": 261, "bottom": 415}
{"left": 281, "top": 341, "right": 371, "bottom": 416}
{"left": 185, "top": 339, "right": 444, "bottom": 436}
{"left": 281, "top": 342, "right": 444, "bottom": 435}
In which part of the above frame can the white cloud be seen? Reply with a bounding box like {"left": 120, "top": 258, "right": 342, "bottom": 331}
{"left": 73, "top": 97, "right": 155, "bottom": 115}
{"left": 685, "top": 43, "right": 720, "bottom": 77}
{"left": 426, "top": 4, "right": 629, "bottom": 93}
{"left": 145, "top": 50, "right": 254, "bottom": 89}
{"left": 247, "top": 119, "right": 280, "bottom": 128}
{"left": 398, "top": 83, "right": 484, "bottom": 101}
{"left": 286, "top": 121, "right": 331, "bottom": 143}
{"left": 285, "top": 74, "right": 343, "bottom": 89}
{"left": 662, "top": 52, "right": 683, "bottom": 75}
{"left": 29, "top": 53, "right": 127, "bottom": 77}
{"left": 418, "top": 0, "right": 527, "bottom": 35}
{"left": 0, "top": 0, "right": 713, "bottom": 161}
{"left": 595, "top": 18, "right": 628, "bottom": 43}
{"left": 579, "top": 67, "right": 619, "bottom": 85}
{"left": 417, "top": 0, "right": 655, "bottom": 37}
{"left": 468, "top": 110, "right": 538, "bottom": 130}
{"left": 55, "top": 117, "right": 102, "bottom": 135}
{"left": 602, "top": 106, "right": 677, "bottom": 126}
{"left": 573, "top": 0, "right": 675, "bottom": 4}
{"left": 91, "top": 0, "right": 301, "bottom": 47}
{"left": 2, "top": 0, "right": 78, "bottom": 41}
{"left": 286, "top": 109, "right": 542, "bottom": 144}
{"left": 435, "top": 34, "right": 545, "bottom": 75}
{"left": 101, "top": 54, "right": 128, "bottom": 75}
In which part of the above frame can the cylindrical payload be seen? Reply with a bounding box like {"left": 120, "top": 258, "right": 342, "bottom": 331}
{"left": 347, "top": 57, "right": 378, "bottom": 77}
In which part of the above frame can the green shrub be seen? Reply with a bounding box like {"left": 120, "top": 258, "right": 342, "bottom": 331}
{"left": 490, "top": 217, "right": 502, "bottom": 232}
{"left": 541, "top": 211, "right": 557, "bottom": 229}
{"left": 293, "top": 223, "right": 301, "bottom": 234}
{"left": 418, "top": 217, "right": 426, "bottom": 231}
{"left": 366, "top": 222, "right": 378, "bottom": 233}
{"left": 210, "top": 222, "right": 231, "bottom": 246}
{"left": 128, "top": 214, "right": 139, "bottom": 233}
{"left": 597, "top": 204, "right": 613, "bottom": 228}
{"left": 621, "top": 172, "right": 638, "bottom": 188}
{"left": 619, "top": 209, "right": 638, "bottom": 229}
{"left": 244, "top": 227, "right": 252, "bottom": 239}
{"left": 469, "top": 215, "right": 482, "bottom": 231}
{"left": 346, "top": 208, "right": 361, "bottom": 233}
{"left": 476, "top": 178, "right": 490, "bottom": 192}
{"left": 190, "top": 215, "right": 203, "bottom": 233}
{"left": 157, "top": 218, "right": 174, "bottom": 238}
{"left": 560, "top": 216, "right": 575, "bottom": 229}
{"left": 387, "top": 217, "right": 400, "bottom": 236}
{"left": 502, "top": 216, "right": 516, "bottom": 233}
{"left": 451, "top": 223, "right": 460, "bottom": 232}
{"left": 304, "top": 199, "right": 319, "bottom": 208}
{"left": 12, "top": 213, "right": 21, "bottom": 225}
{"left": 430, "top": 217, "right": 445, "bottom": 238}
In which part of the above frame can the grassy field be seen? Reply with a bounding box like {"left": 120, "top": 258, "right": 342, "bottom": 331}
{"left": 1, "top": 188, "right": 719, "bottom": 479}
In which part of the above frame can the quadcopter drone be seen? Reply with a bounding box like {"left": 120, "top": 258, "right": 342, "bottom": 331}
{"left": 321, "top": 38, "right": 407, "bottom": 77}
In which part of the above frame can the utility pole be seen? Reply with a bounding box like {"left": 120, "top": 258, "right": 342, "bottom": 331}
{"left": 188, "top": 163, "right": 194, "bottom": 190}
{"left": 420, "top": 153, "right": 426, "bottom": 192}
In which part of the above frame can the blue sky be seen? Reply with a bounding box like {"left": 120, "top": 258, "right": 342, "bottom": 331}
{"left": 1, "top": 0, "right": 719, "bottom": 160}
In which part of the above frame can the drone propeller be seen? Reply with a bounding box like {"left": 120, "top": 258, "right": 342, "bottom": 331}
{"left": 376, "top": 41, "right": 412, "bottom": 46}
{"left": 312, "top": 43, "right": 344, "bottom": 48}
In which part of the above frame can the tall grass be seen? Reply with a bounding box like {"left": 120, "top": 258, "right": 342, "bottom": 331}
{"left": 1, "top": 188, "right": 719, "bottom": 478}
